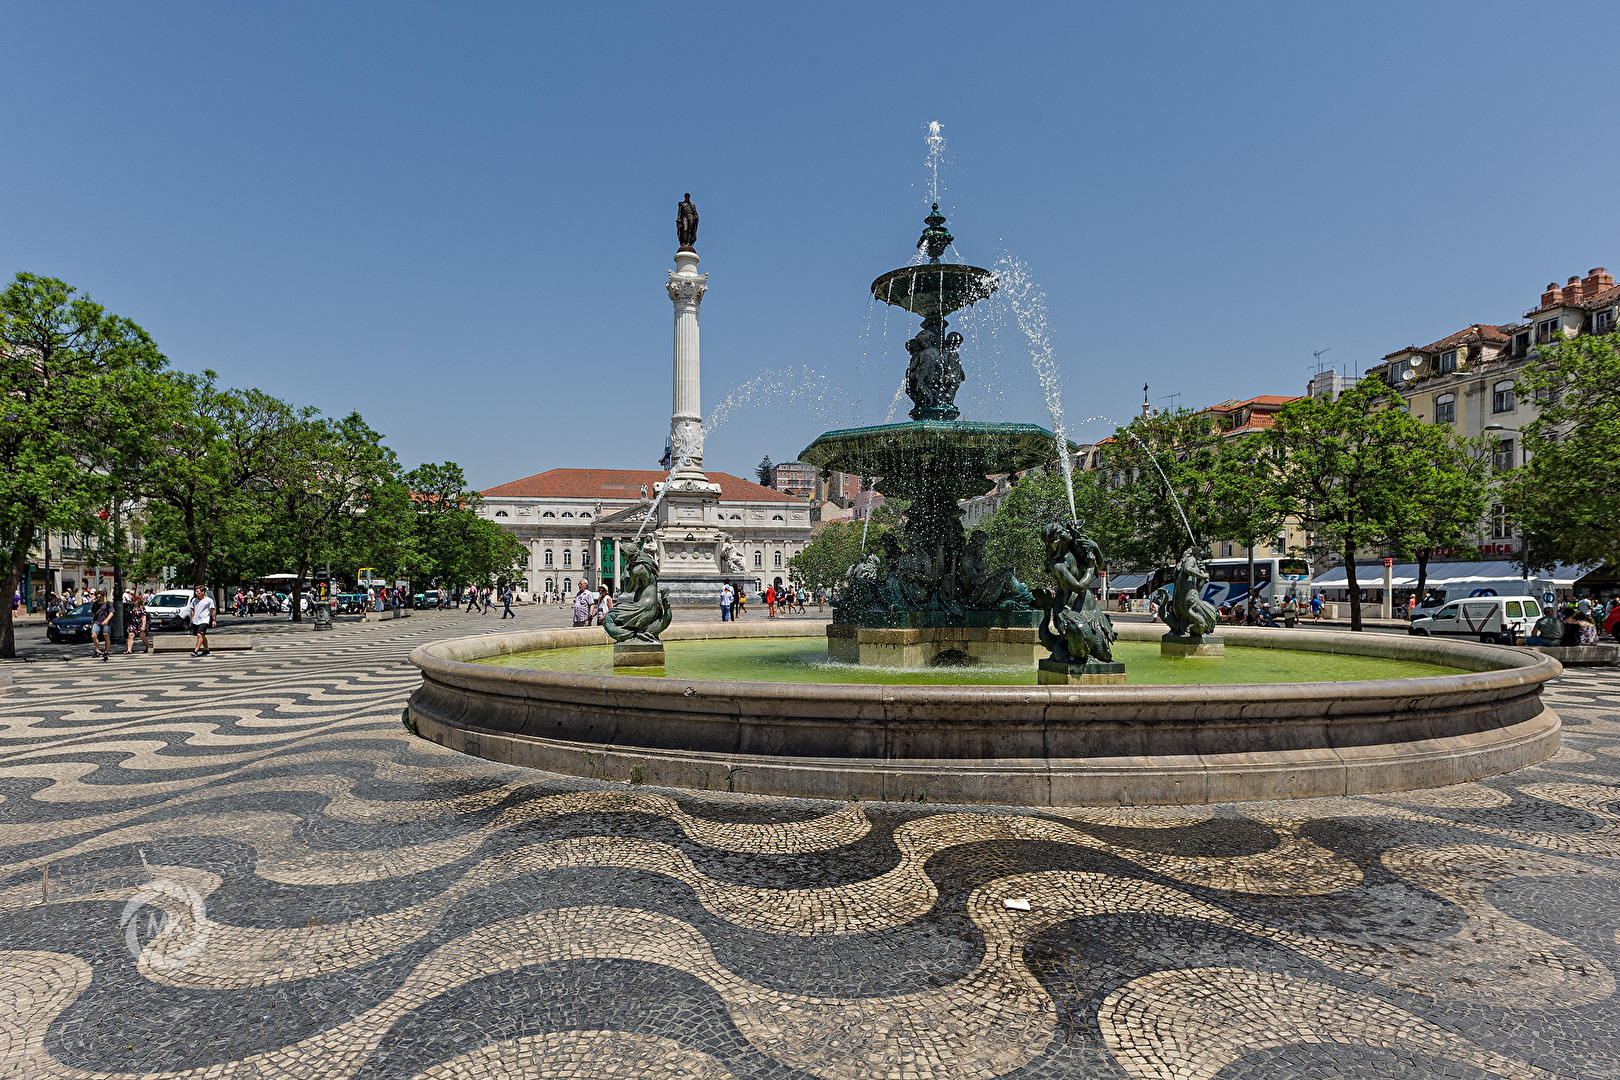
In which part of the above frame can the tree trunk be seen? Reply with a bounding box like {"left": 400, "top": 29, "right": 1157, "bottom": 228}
{"left": 111, "top": 503, "right": 125, "bottom": 641}
{"left": 0, "top": 548, "right": 24, "bottom": 659}
{"left": 1344, "top": 547, "right": 1362, "bottom": 632}
{"left": 1415, "top": 548, "right": 1430, "bottom": 612}
{"left": 1246, "top": 540, "right": 1257, "bottom": 624}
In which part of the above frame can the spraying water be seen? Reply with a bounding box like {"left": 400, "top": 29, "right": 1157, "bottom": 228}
{"left": 634, "top": 366, "right": 838, "bottom": 542}
{"left": 1078, "top": 413, "right": 1196, "bottom": 548}
{"left": 925, "top": 120, "right": 946, "bottom": 206}
{"left": 859, "top": 373, "right": 912, "bottom": 552}
{"left": 993, "top": 254, "right": 1075, "bottom": 517}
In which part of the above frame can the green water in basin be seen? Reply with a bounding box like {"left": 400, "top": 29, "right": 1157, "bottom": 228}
{"left": 474, "top": 638, "right": 1466, "bottom": 685}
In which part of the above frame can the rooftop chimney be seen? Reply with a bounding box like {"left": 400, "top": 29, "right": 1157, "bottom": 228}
{"left": 1583, "top": 267, "right": 1614, "bottom": 298}
{"left": 1542, "top": 282, "right": 1561, "bottom": 307}
{"left": 1562, "top": 276, "right": 1583, "bottom": 304}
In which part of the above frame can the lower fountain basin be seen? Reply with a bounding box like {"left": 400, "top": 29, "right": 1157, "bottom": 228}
{"left": 407, "top": 622, "right": 1560, "bottom": 806}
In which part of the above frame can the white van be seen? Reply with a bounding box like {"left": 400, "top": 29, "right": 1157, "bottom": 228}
{"left": 1410, "top": 595, "right": 1543, "bottom": 644}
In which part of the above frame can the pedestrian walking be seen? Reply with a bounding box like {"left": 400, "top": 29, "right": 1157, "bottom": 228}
{"left": 720, "top": 582, "right": 733, "bottom": 622}
{"left": 187, "top": 585, "right": 216, "bottom": 657}
{"left": 596, "top": 585, "right": 612, "bottom": 626}
{"left": 501, "top": 587, "right": 514, "bottom": 619}
{"left": 572, "top": 580, "right": 596, "bottom": 628}
{"left": 89, "top": 589, "right": 113, "bottom": 661}
{"left": 1310, "top": 594, "right": 1323, "bottom": 621}
{"left": 126, "top": 596, "right": 151, "bottom": 654}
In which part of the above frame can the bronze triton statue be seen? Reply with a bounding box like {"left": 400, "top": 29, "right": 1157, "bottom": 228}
{"left": 1033, "top": 520, "right": 1118, "bottom": 666}
{"left": 1158, "top": 548, "right": 1225, "bottom": 658}
{"left": 676, "top": 194, "right": 698, "bottom": 250}
{"left": 604, "top": 542, "right": 673, "bottom": 644}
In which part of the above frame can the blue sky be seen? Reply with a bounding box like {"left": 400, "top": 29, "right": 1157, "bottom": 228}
{"left": 4, "top": 2, "right": 1618, "bottom": 488}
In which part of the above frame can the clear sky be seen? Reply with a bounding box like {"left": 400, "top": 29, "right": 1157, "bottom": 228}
{"left": 4, "top": 3, "right": 1618, "bottom": 489}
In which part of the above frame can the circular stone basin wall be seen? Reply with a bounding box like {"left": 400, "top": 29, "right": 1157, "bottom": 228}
{"left": 406, "top": 622, "right": 1561, "bottom": 806}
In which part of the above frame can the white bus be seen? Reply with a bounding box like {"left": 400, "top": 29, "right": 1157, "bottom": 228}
{"left": 1200, "top": 557, "right": 1312, "bottom": 608}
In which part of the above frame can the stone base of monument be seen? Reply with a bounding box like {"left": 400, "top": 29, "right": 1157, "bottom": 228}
{"left": 658, "top": 574, "right": 758, "bottom": 608}
{"left": 828, "top": 624, "right": 1040, "bottom": 667}
{"left": 1037, "top": 659, "right": 1127, "bottom": 685}
{"left": 612, "top": 642, "right": 666, "bottom": 668}
{"left": 1161, "top": 634, "right": 1225, "bottom": 658}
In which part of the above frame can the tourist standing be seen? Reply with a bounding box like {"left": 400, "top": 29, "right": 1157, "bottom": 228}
{"left": 89, "top": 589, "right": 112, "bottom": 661}
{"left": 765, "top": 585, "right": 777, "bottom": 619}
{"left": 187, "top": 585, "right": 215, "bottom": 657}
{"left": 572, "top": 581, "right": 596, "bottom": 628}
{"left": 596, "top": 585, "right": 612, "bottom": 626}
{"left": 126, "top": 596, "right": 151, "bottom": 654}
{"left": 720, "top": 582, "right": 733, "bottom": 621}
{"left": 1281, "top": 594, "right": 1298, "bottom": 629}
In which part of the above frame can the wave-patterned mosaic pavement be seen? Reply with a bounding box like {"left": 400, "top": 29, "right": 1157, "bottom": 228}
{"left": 2, "top": 615, "right": 1618, "bottom": 1079}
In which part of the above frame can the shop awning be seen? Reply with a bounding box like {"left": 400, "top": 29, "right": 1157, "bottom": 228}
{"left": 1105, "top": 572, "right": 1151, "bottom": 593}
{"left": 1309, "top": 560, "right": 1590, "bottom": 588}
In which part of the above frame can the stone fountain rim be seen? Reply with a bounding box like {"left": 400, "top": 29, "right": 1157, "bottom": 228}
{"left": 406, "top": 622, "right": 1561, "bottom": 804}
{"left": 408, "top": 621, "right": 1558, "bottom": 709}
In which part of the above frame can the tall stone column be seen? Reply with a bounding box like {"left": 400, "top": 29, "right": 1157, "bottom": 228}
{"left": 666, "top": 249, "right": 709, "bottom": 482}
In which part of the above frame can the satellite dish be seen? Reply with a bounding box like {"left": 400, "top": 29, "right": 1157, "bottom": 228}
{"left": 1409, "top": 355, "right": 1425, "bottom": 368}
{"left": 1401, "top": 369, "right": 1416, "bottom": 381}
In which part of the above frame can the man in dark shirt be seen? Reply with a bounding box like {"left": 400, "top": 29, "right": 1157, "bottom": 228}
{"left": 90, "top": 590, "right": 113, "bottom": 662}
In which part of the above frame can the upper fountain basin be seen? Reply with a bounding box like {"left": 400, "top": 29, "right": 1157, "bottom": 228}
{"left": 800, "top": 420, "right": 1069, "bottom": 500}
{"left": 871, "top": 264, "right": 997, "bottom": 318}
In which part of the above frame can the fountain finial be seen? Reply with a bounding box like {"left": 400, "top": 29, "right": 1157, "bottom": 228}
{"left": 918, "top": 203, "right": 952, "bottom": 264}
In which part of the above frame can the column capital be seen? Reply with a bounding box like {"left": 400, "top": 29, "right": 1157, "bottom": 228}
{"left": 666, "top": 270, "right": 708, "bottom": 306}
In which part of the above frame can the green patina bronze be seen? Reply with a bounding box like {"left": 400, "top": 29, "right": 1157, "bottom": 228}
{"left": 800, "top": 208, "right": 1071, "bottom": 634}
{"left": 603, "top": 542, "right": 673, "bottom": 643}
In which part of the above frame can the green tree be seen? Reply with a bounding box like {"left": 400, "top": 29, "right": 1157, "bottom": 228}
{"left": 1206, "top": 436, "right": 1291, "bottom": 620}
{"left": 402, "top": 462, "right": 483, "bottom": 587}
{"left": 980, "top": 469, "right": 1127, "bottom": 588}
{"left": 1507, "top": 329, "right": 1620, "bottom": 571}
{"left": 1098, "top": 410, "right": 1222, "bottom": 571}
{"left": 755, "top": 455, "right": 775, "bottom": 486}
{"left": 0, "top": 273, "right": 168, "bottom": 657}
{"left": 137, "top": 373, "right": 308, "bottom": 587}
{"left": 1265, "top": 379, "right": 1431, "bottom": 631}
{"left": 262, "top": 412, "right": 399, "bottom": 621}
{"left": 1383, "top": 427, "right": 1490, "bottom": 604}
{"left": 787, "top": 504, "right": 900, "bottom": 591}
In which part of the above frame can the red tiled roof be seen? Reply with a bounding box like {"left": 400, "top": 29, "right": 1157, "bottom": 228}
{"left": 481, "top": 468, "right": 799, "bottom": 503}
{"left": 1200, "top": 394, "right": 1301, "bottom": 413}
{"left": 1374, "top": 323, "right": 1515, "bottom": 367}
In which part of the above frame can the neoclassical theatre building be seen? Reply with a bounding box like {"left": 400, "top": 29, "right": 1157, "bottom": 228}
{"left": 478, "top": 468, "right": 811, "bottom": 600}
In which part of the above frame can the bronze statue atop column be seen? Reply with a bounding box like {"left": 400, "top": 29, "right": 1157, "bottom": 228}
{"left": 676, "top": 194, "right": 699, "bottom": 250}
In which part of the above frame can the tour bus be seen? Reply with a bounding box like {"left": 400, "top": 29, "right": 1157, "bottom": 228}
{"left": 1199, "top": 556, "right": 1313, "bottom": 608}
{"left": 356, "top": 567, "right": 388, "bottom": 589}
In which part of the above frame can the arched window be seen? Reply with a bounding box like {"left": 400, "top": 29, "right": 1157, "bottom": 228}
{"left": 1492, "top": 380, "right": 1516, "bottom": 414}
{"left": 542, "top": 511, "right": 555, "bottom": 518}
{"left": 544, "top": 550, "right": 553, "bottom": 567}
{"left": 563, "top": 550, "right": 572, "bottom": 567}
{"left": 561, "top": 511, "right": 574, "bottom": 518}
{"left": 494, "top": 510, "right": 508, "bottom": 518}
{"left": 580, "top": 512, "right": 591, "bottom": 519}
{"left": 545, "top": 578, "right": 554, "bottom": 594}
{"left": 730, "top": 514, "right": 742, "bottom": 520}
{"left": 563, "top": 578, "right": 571, "bottom": 594}
{"left": 1434, "top": 393, "right": 1455, "bottom": 424}
{"left": 753, "top": 552, "right": 762, "bottom": 568}
{"left": 774, "top": 552, "right": 783, "bottom": 568}
{"left": 772, "top": 514, "right": 784, "bottom": 521}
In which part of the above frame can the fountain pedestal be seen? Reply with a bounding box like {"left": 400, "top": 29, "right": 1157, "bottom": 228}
{"left": 1161, "top": 634, "right": 1225, "bottom": 658}
{"left": 613, "top": 642, "right": 666, "bottom": 667}
{"left": 1038, "top": 659, "right": 1127, "bottom": 685}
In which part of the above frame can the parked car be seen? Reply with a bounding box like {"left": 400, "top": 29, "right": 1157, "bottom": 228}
{"left": 1410, "top": 595, "right": 1543, "bottom": 644}
{"left": 144, "top": 589, "right": 198, "bottom": 631}
{"left": 414, "top": 589, "right": 444, "bottom": 609}
{"left": 47, "top": 601, "right": 132, "bottom": 643}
